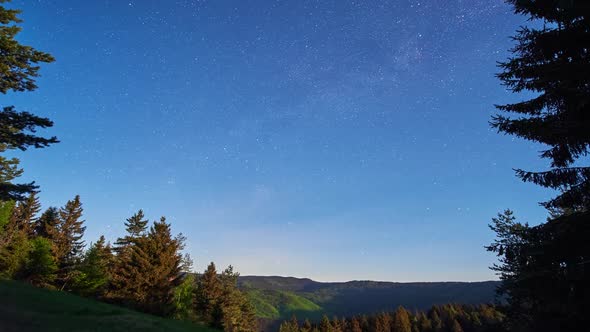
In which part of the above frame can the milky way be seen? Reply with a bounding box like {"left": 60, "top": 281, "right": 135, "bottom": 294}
{"left": 11, "top": 0, "right": 552, "bottom": 281}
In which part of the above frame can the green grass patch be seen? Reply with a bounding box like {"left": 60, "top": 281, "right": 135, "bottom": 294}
{"left": 245, "top": 288, "right": 322, "bottom": 320}
{"left": 0, "top": 280, "right": 218, "bottom": 332}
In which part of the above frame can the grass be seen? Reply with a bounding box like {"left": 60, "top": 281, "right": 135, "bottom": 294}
{"left": 245, "top": 288, "right": 322, "bottom": 320}
{"left": 0, "top": 280, "right": 218, "bottom": 332}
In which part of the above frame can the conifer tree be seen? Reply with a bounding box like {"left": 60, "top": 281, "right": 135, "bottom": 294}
{"left": 127, "top": 217, "right": 184, "bottom": 316}
{"left": 114, "top": 209, "right": 148, "bottom": 251}
{"left": 360, "top": 315, "right": 370, "bottom": 332}
{"left": 50, "top": 196, "right": 85, "bottom": 266}
{"left": 340, "top": 318, "right": 348, "bottom": 332}
{"left": 428, "top": 309, "right": 442, "bottom": 332}
{"left": 374, "top": 313, "right": 391, "bottom": 332}
{"left": 331, "top": 317, "right": 343, "bottom": 332}
{"left": 450, "top": 319, "right": 463, "bottom": 332}
{"left": 238, "top": 291, "right": 258, "bottom": 332}
{"left": 393, "top": 307, "right": 412, "bottom": 332}
{"left": 34, "top": 206, "right": 58, "bottom": 238}
{"left": 493, "top": 0, "right": 590, "bottom": 211}
{"left": 0, "top": 1, "right": 57, "bottom": 201}
{"left": 279, "top": 321, "right": 295, "bottom": 332}
{"left": 108, "top": 210, "right": 149, "bottom": 302}
{"left": 488, "top": 2, "right": 590, "bottom": 325}
{"left": 21, "top": 237, "right": 57, "bottom": 288}
{"left": 0, "top": 0, "right": 54, "bottom": 93}
{"left": 218, "top": 265, "right": 250, "bottom": 331}
{"left": 196, "top": 262, "right": 222, "bottom": 325}
{"left": 320, "top": 315, "right": 332, "bottom": 332}
{"left": 173, "top": 273, "right": 197, "bottom": 321}
{"left": 350, "top": 317, "right": 362, "bottom": 332}
{"left": 303, "top": 318, "right": 314, "bottom": 332}
{"left": 290, "top": 314, "right": 299, "bottom": 331}
{"left": 416, "top": 312, "right": 432, "bottom": 332}
{"left": 49, "top": 195, "right": 86, "bottom": 290}
{"left": 0, "top": 199, "right": 14, "bottom": 230}
{"left": 72, "top": 235, "right": 113, "bottom": 297}
{"left": 280, "top": 315, "right": 299, "bottom": 332}
{"left": 10, "top": 191, "right": 41, "bottom": 236}
{"left": 0, "top": 225, "right": 28, "bottom": 278}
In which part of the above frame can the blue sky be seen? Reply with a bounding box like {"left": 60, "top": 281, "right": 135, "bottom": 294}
{"left": 7, "top": 0, "right": 553, "bottom": 281}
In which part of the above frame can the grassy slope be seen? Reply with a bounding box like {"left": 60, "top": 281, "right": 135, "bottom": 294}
{"left": 0, "top": 280, "right": 218, "bottom": 332}
{"left": 245, "top": 288, "right": 322, "bottom": 320}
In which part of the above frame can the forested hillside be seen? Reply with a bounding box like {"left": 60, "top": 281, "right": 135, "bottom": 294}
{"left": 278, "top": 304, "right": 504, "bottom": 332}
{"left": 240, "top": 276, "right": 499, "bottom": 321}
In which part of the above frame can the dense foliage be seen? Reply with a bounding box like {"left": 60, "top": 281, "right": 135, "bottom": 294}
{"left": 239, "top": 276, "right": 497, "bottom": 323}
{"left": 0, "top": 0, "right": 58, "bottom": 201}
{"left": 0, "top": 194, "right": 258, "bottom": 331}
{"left": 279, "top": 304, "right": 504, "bottom": 332}
{"left": 488, "top": 0, "right": 590, "bottom": 331}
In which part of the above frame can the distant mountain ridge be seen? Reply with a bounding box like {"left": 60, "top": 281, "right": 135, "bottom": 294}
{"left": 238, "top": 275, "right": 500, "bottom": 322}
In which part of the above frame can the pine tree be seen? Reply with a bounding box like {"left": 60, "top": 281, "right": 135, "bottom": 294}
{"left": 491, "top": 4, "right": 590, "bottom": 327}
{"left": 108, "top": 210, "right": 149, "bottom": 302}
{"left": 279, "top": 321, "right": 294, "bottom": 332}
{"left": 340, "top": 318, "right": 347, "bottom": 332}
{"left": 72, "top": 235, "right": 113, "bottom": 297}
{"left": 114, "top": 209, "right": 148, "bottom": 251}
{"left": 0, "top": 1, "right": 57, "bottom": 201}
{"left": 429, "top": 309, "right": 442, "bottom": 332}
{"left": 290, "top": 314, "right": 299, "bottom": 331}
{"left": 51, "top": 196, "right": 85, "bottom": 265}
{"left": 350, "top": 317, "right": 362, "bottom": 332}
{"left": 129, "top": 217, "right": 184, "bottom": 316}
{"left": 450, "top": 319, "right": 463, "bottom": 332}
{"left": 360, "top": 315, "right": 370, "bottom": 332}
{"left": 416, "top": 312, "right": 432, "bottom": 332}
{"left": 219, "top": 265, "right": 244, "bottom": 331}
{"left": 485, "top": 210, "right": 530, "bottom": 294}
{"left": 35, "top": 207, "right": 58, "bottom": 238}
{"left": 493, "top": 1, "right": 590, "bottom": 211}
{"left": 320, "top": 315, "right": 332, "bottom": 332}
{"left": 21, "top": 237, "right": 57, "bottom": 288}
{"left": 49, "top": 195, "right": 86, "bottom": 290}
{"left": 392, "top": 307, "right": 412, "bottom": 332}
{"left": 238, "top": 292, "right": 258, "bottom": 332}
{"left": 0, "top": 226, "right": 29, "bottom": 278}
{"left": 375, "top": 312, "right": 391, "bottom": 332}
{"left": 0, "top": 195, "right": 32, "bottom": 278}
{"left": 173, "top": 273, "right": 197, "bottom": 321}
{"left": 331, "top": 317, "right": 343, "bottom": 332}
{"left": 0, "top": 199, "right": 14, "bottom": 231}
{"left": 0, "top": 0, "right": 54, "bottom": 93}
{"left": 303, "top": 318, "right": 314, "bottom": 332}
{"left": 196, "top": 262, "right": 222, "bottom": 325}
{"left": 10, "top": 191, "right": 41, "bottom": 236}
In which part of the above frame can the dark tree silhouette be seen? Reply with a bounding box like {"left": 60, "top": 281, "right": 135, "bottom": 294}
{"left": 489, "top": 1, "right": 590, "bottom": 331}
{"left": 0, "top": 1, "right": 58, "bottom": 201}
{"left": 493, "top": 0, "right": 590, "bottom": 211}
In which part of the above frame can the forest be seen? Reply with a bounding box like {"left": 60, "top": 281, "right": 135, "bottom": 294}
{"left": 1, "top": 0, "right": 589, "bottom": 331}
{"left": 278, "top": 304, "right": 504, "bottom": 332}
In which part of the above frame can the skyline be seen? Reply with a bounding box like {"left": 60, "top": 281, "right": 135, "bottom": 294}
{"left": 8, "top": 0, "right": 554, "bottom": 282}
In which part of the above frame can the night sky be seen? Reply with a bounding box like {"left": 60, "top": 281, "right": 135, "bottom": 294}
{"left": 8, "top": 0, "right": 553, "bottom": 281}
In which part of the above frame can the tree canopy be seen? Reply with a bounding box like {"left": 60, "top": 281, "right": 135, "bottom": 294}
{"left": 488, "top": 1, "right": 590, "bottom": 331}
{"left": 0, "top": 0, "right": 57, "bottom": 201}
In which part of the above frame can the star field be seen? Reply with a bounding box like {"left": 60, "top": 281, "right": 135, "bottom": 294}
{"left": 9, "top": 0, "right": 553, "bottom": 281}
